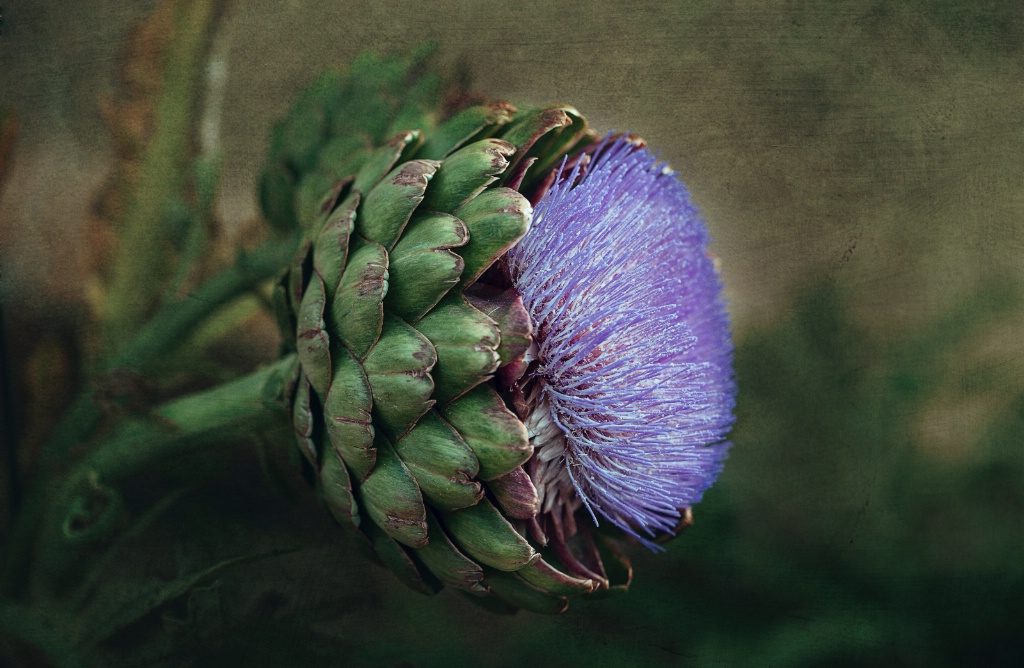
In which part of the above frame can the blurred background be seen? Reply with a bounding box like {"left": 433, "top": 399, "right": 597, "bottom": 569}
{"left": 2, "top": 0, "right": 1023, "bottom": 665}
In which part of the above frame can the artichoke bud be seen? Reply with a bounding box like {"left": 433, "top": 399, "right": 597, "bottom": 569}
{"left": 272, "top": 53, "right": 736, "bottom": 616}
{"left": 273, "top": 75, "right": 644, "bottom": 612}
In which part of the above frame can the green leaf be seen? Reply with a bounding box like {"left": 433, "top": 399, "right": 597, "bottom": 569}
{"left": 352, "top": 130, "right": 420, "bottom": 197}
{"left": 329, "top": 238, "right": 388, "bottom": 360}
{"left": 313, "top": 192, "right": 358, "bottom": 304}
{"left": 362, "top": 314, "right": 437, "bottom": 439}
{"left": 331, "top": 57, "right": 394, "bottom": 143}
{"left": 421, "top": 138, "right": 516, "bottom": 213}
{"left": 295, "top": 171, "right": 338, "bottom": 229}
{"left": 418, "top": 101, "right": 518, "bottom": 160}
{"left": 452, "top": 187, "right": 532, "bottom": 289}
{"left": 161, "top": 581, "right": 223, "bottom": 643}
{"left": 291, "top": 377, "right": 318, "bottom": 468}
{"left": 259, "top": 163, "right": 297, "bottom": 232}
{"left": 263, "top": 352, "right": 301, "bottom": 409}
{"left": 394, "top": 411, "right": 483, "bottom": 512}
{"left": 314, "top": 176, "right": 355, "bottom": 226}
{"left": 61, "top": 477, "right": 123, "bottom": 547}
{"left": 317, "top": 134, "right": 371, "bottom": 182}
{"left": 359, "top": 158, "right": 440, "bottom": 250}
{"left": 518, "top": 558, "right": 596, "bottom": 596}
{"left": 483, "top": 569, "right": 569, "bottom": 614}
{"left": 323, "top": 347, "right": 375, "bottom": 480}
{"left": 497, "top": 106, "right": 590, "bottom": 189}
{"left": 362, "top": 521, "right": 438, "bottom": 596}
{"left": 442, "top": 385, "right": 531, "bottom": 480}
{"left": 415, "top": 296, "right": 500, "bottom": 404}
{"left": 278, "top": 101, "right": 326, "bottom": 174}
{"left": 415, "top": 509, "right": 485, "bottom": 592}
{"left": 287, "top": 240, "right": 311, "bottom": 319}
{"left": 386, "top": 212, "right": 468, "bottom": 322}
{"left": 510, "top": 106, "right": 590, "bottom": 188}
{"left": 441, "top": 497, "right": 538, "bottom": 571}
{"left": 84, "top": 549, "right": 298, "bottom": 645}
{"left": 67, "top": 490, "right": 188, "bottom": 614}
{"left": 271, "top": 279, "right": 295, "bottom": 351}
{"left": 332, "top": 47, "right": 439, "bottom": 145}
{"left": 456, "top": 589, "right": 518, "bottom": 615}
{"left": 386, "top": 100, "right": 436, "bottom": 141}
{"left": 359, "top": 436, "right": 428, "bottom": 548}
{"left": 498, "top": 108, "right": 571, "bottom": 167}
{"left": 295, "top": 273, "right": 331, "bottom": 398}
{"left": 318, "top": 448, "right": 359, "bottom": 529}
{"left": 292, "top": 68, "right": 344, "bottom": 124}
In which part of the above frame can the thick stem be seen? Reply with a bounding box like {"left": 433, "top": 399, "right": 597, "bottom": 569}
{"left": 0, "top": 350, "right": 295, "bottom": 660}
{"left": 102, "top": 0, "right": 220, "bottom": 352}
{"left": 47, "top": 232, "right": 298, "bottom": 464}
{"left": 84, "top": 354, "right": 295, "bottom": 483}
{"left": 1, "top": 233, "right": 297, "bottom": 599}
{"left": 37, "top": 355, "right": 298, "bottom": 590}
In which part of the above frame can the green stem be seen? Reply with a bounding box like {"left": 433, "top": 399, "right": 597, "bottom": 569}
{"left": 47, "top": 232, "right": 298, "bottom": 464}
{"left": 37, "top": 354, "right": 297, "bottom": 589}
{"left": 85, "top": 354, "right": 294, "bottom": 483}
{"left": 103, "top": 0, "right": 219, "bottom": 353}
{"left": 3, "top": 236, "right": 297, "bottom": 597}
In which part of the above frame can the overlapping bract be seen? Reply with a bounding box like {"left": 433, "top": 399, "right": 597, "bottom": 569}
{"left": 266, "top": 53, "right": 630, "bottom": 613}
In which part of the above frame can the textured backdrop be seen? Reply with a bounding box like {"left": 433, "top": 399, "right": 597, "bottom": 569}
{"left": 2, "top": 1, "right": 1023, "bottom": 665}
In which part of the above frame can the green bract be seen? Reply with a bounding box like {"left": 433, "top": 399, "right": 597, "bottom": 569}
{"left": 266, "top": 51, "right": 630, "bottom": 613}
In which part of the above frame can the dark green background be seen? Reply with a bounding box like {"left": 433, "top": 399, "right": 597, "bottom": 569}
{"left": 2, "top": 1, "right": 1023, "bottom": 665}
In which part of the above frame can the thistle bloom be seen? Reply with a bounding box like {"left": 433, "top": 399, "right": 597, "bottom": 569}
{"left": 508, "top": 137, "right": 735, "bottom": 549}
{"left": 267, "top": 51, "right": 736, "bottom": 610}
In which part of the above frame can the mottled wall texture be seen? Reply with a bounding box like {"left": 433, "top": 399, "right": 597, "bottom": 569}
{"left": 2, "top": 1, "right": 1023, "bottom": 665}
{"left": 5, "top": 1, "right": 1022, "bottom": 327}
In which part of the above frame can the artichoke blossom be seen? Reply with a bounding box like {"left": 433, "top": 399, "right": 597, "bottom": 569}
{"left": 265, "top": 53, "right": 735, "bottom": 613}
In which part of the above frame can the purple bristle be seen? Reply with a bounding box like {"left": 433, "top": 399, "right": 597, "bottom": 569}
{"left": 507, "top": 136, "right": 736, "bottom": 549}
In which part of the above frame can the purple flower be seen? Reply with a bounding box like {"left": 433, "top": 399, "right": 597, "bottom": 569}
{"left": 507, "top": 136, "right": 736, "bottom": 549}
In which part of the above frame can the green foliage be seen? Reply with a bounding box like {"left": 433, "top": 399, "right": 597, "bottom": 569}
{"left": 260, "top": 46, "right": 453, "bottom": 232}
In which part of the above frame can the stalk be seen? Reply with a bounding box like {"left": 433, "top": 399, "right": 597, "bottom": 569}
{"left": 1, "top": 233, "right": 298, "bottom": 599}
{"left": 102, "top": 0, "right": 220, "bottom": 353}
{"left": 79, "top": 354, "right": 294, "bottom": 483}
{"left": 36, "top": 355, "right": 298, "bottom": 590}
{"left": 50, "top": 232, "right": 299, "bottom": 463}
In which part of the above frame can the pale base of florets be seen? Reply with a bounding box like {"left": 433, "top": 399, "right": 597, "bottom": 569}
{"left": 524, "top": 385, "right": 583, "bottom": 520}
{"left": 522, "top": 383, "right": 613, "bottom": 585}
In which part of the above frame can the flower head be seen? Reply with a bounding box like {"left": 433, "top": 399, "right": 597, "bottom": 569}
{"left": 273, "top": 51, "right": 737, "bottom": 608}
{"left": 508, "top": 136, "right": 736, "bottom": 549}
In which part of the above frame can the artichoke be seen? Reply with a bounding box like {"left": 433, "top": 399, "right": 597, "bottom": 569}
{"left": 265, "top": 51, "right": 735, "bottom": 613}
